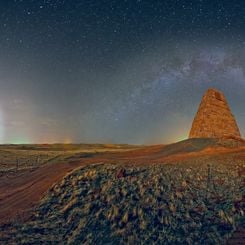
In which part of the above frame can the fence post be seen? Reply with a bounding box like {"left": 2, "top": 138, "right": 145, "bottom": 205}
{"left": 206, "top": 164, "right": 211, "bottom": 201}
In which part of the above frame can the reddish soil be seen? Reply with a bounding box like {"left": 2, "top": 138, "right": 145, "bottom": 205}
{"left": 0, "top": 143, "right": 244, "bottom": 225}
{"left": 0, "top": 160, "right": 89, "bottom": 224}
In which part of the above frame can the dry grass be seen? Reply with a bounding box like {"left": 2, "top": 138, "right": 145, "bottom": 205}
{"left": 0, "top": 148, "right": 60, "bottom": 172}
{"left": 0, "top": 144, "right": 139, "bottom": 173}
{"left": 1, "top": 156, "right": 244, "bottom": 244}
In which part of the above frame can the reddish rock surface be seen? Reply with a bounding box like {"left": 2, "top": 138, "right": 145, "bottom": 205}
{"left": 189, "top": 88, "right": 241, "bottom": 139}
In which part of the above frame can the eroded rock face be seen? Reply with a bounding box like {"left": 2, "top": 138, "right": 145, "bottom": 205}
{"left": 189, "top": 88, "right": 241, "bottom": 139}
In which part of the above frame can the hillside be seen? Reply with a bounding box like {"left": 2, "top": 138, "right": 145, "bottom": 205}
{"left": 0, "top": 138, "right": 244, "bottom": 244}
{"left": 1, "top": 156, "right": 244, "bottom": 244}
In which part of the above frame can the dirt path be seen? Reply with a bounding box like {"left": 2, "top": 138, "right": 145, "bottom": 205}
{"left": 0, "top": 160, "right": 89, "bottom": 224}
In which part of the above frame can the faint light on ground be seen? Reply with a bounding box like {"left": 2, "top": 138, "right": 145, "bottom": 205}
{"left": 176, "top": 134, "right": 188, "bottom": 142}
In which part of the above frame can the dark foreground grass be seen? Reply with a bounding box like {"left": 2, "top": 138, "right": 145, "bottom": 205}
{"left": 1, "top": 159, "right": 244, "bottom": 244}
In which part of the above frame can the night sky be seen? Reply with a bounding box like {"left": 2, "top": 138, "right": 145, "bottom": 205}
{"left": 0, "top": 0, "right": 244, "bottom": 144}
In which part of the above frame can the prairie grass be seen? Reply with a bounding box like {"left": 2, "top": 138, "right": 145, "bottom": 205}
{"left": 1, "top": 156, "right": 244, "bottom": 244}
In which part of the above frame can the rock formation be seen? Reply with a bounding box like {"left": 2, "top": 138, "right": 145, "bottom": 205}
{"left": 189, "top": 88, "right": 241, "bottom": 139}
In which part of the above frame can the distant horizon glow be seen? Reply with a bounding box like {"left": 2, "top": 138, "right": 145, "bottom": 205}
{"left": 0, "top": 108, "right": 3, "bottom": 144}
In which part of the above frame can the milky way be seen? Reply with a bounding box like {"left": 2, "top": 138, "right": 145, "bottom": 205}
{"left": 0, "top": 0, "right": 244, "bottom": 144}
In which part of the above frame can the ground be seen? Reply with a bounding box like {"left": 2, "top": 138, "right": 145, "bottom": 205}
{"left": 0, "top": 138, "right": 244, "bottom": 244}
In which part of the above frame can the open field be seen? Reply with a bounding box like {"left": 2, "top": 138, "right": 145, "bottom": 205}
{"left": 0, "top": 143, "right": 142, "bottom": 224}
{"left": 0, "top": 138, "right": 244, "bottom": 244}
{"left": 0, "top": 143, "right": 140, "bottom": 173}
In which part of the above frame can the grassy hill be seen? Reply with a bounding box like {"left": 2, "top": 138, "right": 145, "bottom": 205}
{"left": 1, "top": 155, "right": 244, "bottom": 244}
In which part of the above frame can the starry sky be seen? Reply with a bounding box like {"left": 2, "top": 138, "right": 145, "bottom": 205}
{"left": 0, "top": 0, "right": 244, "bottom": 144}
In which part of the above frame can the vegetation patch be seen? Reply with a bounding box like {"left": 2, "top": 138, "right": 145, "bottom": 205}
{"left": 1, "top": 159, "right": 244, "bottom": 244}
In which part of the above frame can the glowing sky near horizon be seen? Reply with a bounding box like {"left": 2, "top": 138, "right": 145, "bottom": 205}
{"left": 0, "top": 0, "right": 244, "bottom": 144}
{"left": 0, "top": 108, "right": 4, "bottom": 143}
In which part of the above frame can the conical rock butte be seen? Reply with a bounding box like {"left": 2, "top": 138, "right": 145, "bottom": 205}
{"left": 189, "top": 88, "right": 241, "bottom": 140}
